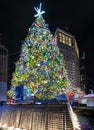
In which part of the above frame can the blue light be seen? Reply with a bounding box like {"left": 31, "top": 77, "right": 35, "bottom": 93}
{"left": 35, "top": 101, "right": 42, "bottom": 105}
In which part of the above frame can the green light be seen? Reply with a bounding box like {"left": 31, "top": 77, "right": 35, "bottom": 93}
{"left": 81, "top": 51, "right": 85, "bottom": 60}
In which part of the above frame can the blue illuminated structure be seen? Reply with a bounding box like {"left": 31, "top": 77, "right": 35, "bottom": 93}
{"left": 15, "top": 85, "right": 23, "bottom": 101}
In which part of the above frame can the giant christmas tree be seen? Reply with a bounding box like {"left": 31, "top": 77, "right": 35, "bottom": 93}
{"left": 8, "top": 3, "right": 72, "bottom": 100}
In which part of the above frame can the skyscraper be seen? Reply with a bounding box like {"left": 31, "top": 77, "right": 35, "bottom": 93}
{"left": 54, "top": 28, "right": 80, "bottom": 88}
{"left": 80, "top": 52, "right": 87, "bottom": 93}
{"left": 0, "top": 34, "right": 8, "bottom": 102}
{"left": 0, "top": 45, "right": 8, "bottom": 83}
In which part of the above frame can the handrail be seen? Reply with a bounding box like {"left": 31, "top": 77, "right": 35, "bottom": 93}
{"left": 67, "top": 102, "right": 81, "bottom": 130}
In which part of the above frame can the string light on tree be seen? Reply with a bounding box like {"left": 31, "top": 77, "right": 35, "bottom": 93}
{"left": 7, "top": 3, "right": 73, "bottom": 101}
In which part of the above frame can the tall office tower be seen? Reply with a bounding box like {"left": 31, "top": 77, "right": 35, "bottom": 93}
{"left": 0, "top": 34, "right": 8, "bottom": 102}
{"left": 80, "top": 52, "right": 87, "bottom": 93}
{"left": 54, "top": 28, "right": 80, "bottom": 88}
{"left": 0, "top": 45, "right": 8, "bottom": 82}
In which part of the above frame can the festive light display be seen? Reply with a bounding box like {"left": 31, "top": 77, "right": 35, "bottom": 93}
{"left": 8, "top": 3, "right": 73, "bottom": 100}
{"left": 34, "top": 3, "right": 45, "bottom": 18}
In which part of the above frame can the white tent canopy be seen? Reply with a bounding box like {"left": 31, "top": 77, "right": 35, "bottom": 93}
{"left": 83, "top": 93, "right": 94, "bottom": 98}
{"left": 82, "top": 93, "right": 94, "bottom": 107}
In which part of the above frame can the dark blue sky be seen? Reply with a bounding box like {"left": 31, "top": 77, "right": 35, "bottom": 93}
{"left": 0, "top": 0, "right": 94, "bottom": 84}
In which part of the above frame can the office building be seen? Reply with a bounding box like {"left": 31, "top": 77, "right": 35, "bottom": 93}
{"left": 80, "top": 52, "right": 87, "bottom": 93}
{"left": 54, "top": 28, "right": 80, "bottom": 88}
{"left": 0, "top": 45, "right": 8, "bottom": 82}
{"left": 0, "top": 34, "right": 8, "bottom": 101}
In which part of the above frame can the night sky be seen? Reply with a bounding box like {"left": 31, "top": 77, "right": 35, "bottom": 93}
{"left": 0, "top": 0, "right": 94, "bottom": 87}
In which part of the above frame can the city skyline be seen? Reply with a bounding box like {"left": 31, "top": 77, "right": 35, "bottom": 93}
{"left": 0, "top": 0, "right": 94, "bottom": 85}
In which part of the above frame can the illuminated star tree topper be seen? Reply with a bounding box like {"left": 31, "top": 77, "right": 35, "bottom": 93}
{"left": 34, "top": 3, "right": 45, "bottom": 17}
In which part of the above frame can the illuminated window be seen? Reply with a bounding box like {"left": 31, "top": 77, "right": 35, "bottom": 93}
{"left": 59, "top": 33, "right": 62, "bottom": 38}
{"left": 60, "top": 38, "right": 62, "bottom": 42}
{"left": 59, "top": 33, "right": 62, "bottom": 42}
{"left": 69, "top": 38, "right": 71, "bottom": 46}
{"left": 59, "top": 33, "right": 69, "bottom": 44}
{"left": 59, "top": 33, "right": 61, "bottom": 36}
{"left": 62, "top": 35, "right": 65, "bottom": 43}
{"left": 65, "top": 36, "right": 68, "bottom": 43}
{"left": 63, "top": 40, "right": 65, "bottom": 43}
